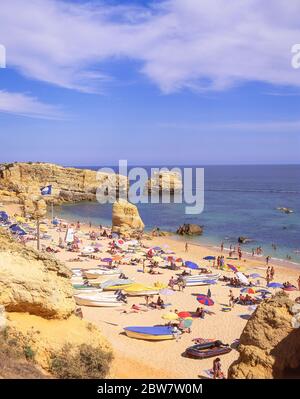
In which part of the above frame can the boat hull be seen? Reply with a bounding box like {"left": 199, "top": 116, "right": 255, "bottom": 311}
{"left": 125, "top": 331, "right": 175, "bottom": 341}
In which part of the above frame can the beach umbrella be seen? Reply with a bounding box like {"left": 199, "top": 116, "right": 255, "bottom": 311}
{"left": 15, "top": 216, "right": 26, "bottom": 224}
{"left": 167, "top": 256, "right": 175, "bottom": 262}
{"left": 196, "top": 295, "right": 214, "bottom": 306}
{"left": 102, "top": 257, "right": 113, "bottom": 263}
{"left": 177, "top": 311, "right": 191, "bottom": 319}
{"left": 112, "top": 255, "right": 122, "bottom": 261}
{"left": 184, "top": 261, "right": 199, "bottom": 270}
{"left": 0, "top": 211, "right": 9, "bottom": 222}
{"left": 159, "top": 289, "right": 175, "bottom": 296}
{"left": 227, "top": 264, "right": 238, "bottom": 272}
{"left": 256, "top": 289, "right": 271, "bottom": 294}
{"left": 182, "top": 318, "right": 193, "bottom": 328}
{"left": 162, "top": 312, "right": 179, "bottom": 321}
{"left": 249, "top": 273, "right": 261, "bottom": 279}
{"left": 203, "top": 256, "right": 215, "bottom": 261}
{"left": 241, "top": 288, "right": 256, "bottom": 294}
{"left": 176, "top": 258, "right": 183, "bottom": 263}
{"left": 268, "top": 282, "right": 284, "bottom": 289}
{"left": 153, "top": 246, "right": 162, "bottom": 251}
{"left": 236, "top": 272, "right": 250, "bottom": 286}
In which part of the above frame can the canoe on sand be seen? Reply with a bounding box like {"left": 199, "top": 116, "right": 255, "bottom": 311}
{"left": 124, "top": 326, "right": 175, "bottom": 341}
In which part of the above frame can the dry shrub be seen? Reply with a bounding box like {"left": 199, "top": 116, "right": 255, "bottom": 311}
{"left": 50, "top": 343, "right": 113, "bottom": 379}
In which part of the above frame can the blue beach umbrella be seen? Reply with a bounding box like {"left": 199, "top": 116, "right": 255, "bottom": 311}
{"left": 256, "top": 289, "right": 271, "bottom": 294}
{"left": 184, "top": 261, "right": 199, "bottom": 270}
{"left": 268, "top": 282, "right": 284, "bottom": 289}
{"left": 203, "top": 256, "right": 215, "bottom": 261}
{"left": 102, "top": 257, "right": 113, "bottom": 263}
{"left": 153, "top": 246, "right": 162, "bottom": 251}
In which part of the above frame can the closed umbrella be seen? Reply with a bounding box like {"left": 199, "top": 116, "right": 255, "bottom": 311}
{"left": 196, "top": 295, "right": 214, "bottom": 306}
{"left": 227, "top": 264, "right": 238, "bottom": 272}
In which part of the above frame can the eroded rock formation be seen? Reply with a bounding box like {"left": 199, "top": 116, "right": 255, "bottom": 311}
{"left": 112, "top": 199, "right": 145, "bottom": 235}
{"left": 148, "top": 170, "right": 183, "bottom": 194}
{"left": 228, "top": 292, "right": 300, "bottom": 379}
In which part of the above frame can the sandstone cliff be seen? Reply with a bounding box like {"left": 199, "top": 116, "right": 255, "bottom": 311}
{"left": 228, "top": 292, "right": 300, "bottom": 379}
{"left": 112, "top": 199, "right": 145, "bottom": 235}
{"left": 0, "top": 162, "right": 127, "bottom": 207}
{"left": 0, "top": 229, "right": 112, "bottom": 377}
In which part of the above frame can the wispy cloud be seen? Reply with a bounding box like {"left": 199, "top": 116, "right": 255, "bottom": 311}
{"left": 0, "top": 0, "right": 300, "bottom": 93}
{"left": 0, "top": 90, "right": 64, "bottom": 119}
{"left": 158, "top": 120, "right": 300, "bottom": 132}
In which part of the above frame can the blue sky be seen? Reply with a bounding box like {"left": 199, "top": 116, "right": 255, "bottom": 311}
{"left": 0, "top": 0, "right": 300, "bottom": 165}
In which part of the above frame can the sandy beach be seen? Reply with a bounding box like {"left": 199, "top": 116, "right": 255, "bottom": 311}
{"left": 2, "top": 203, "right": 300, "bottom": 379}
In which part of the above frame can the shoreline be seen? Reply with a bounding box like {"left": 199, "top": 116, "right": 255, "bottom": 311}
{"left": 2, "top": 202, "right": 300, "bottom": 379}
{"left": 51, "top": 205, "right": 300, "bottom": 271}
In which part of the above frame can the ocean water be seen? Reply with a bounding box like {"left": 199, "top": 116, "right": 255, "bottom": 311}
{"left": 54, "top": 165, "right": 300, "bottom": 264}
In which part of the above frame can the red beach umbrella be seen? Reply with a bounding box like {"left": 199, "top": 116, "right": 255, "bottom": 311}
{"left": 178, "top": 311, "right": 192, "bottom": 319}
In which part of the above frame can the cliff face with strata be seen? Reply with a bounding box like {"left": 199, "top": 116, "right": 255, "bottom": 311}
{"left": 0, "top": 162, "right": 127, "bottom": 206}
{"left": 228, "top": 293, "right": 300, "bottom": 379}
{"left": 0, "top": 229, "right": 112, "bottom": 376}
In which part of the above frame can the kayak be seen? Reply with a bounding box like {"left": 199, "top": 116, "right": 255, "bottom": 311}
{"left": 185, "top": 341, "right": 232, "bottom": 359}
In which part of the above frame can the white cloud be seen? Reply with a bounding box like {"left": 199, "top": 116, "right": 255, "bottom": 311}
{"left": 0, "top": 0, "right": 300, "bottom": 93}
{"left": 0, "top": 90, "right": 64, "bottom": 119}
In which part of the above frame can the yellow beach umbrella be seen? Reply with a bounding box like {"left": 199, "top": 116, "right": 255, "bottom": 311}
{"left": 162, "top": 312, "right": 179, "bottom": 321}
{"left": 152, "top": 256, "right": 163, "bottom": 263}
{"left": 15, "top": 216, "right": 26, "bottom": 223}
{"left": 153, "top": 281, "right": 167, "bottom": 290}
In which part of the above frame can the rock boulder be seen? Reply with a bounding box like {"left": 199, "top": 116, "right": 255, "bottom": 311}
{"left": 112, "top": 199, "right": 144, "bottom": 235}
{"left": 176, "top": 224, "right": 203, "bottom": 236}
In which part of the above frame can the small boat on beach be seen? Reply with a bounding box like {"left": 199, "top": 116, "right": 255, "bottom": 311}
{"left": 74, "top": 292, "right": 125, "bottom": 307}
{"left": 101, "top": 279, "right": 134, "bottom": 290}
{"left": 124, "top": 326, "right": 176, "bottom": 341}
{"left": 83, "top": 269, "right": 121, "bottom": 279}
{"left": 185, "top": 341, "right": 232, "bottom": 359}
{"left": 184, "top": 274, "right": 220, "bottom": 287}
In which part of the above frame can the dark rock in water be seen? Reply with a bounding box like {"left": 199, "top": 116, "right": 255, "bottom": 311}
{"left": 176, "top": 224, "right": 203, "bottom": 236}
{"left": 238, "top": 236, "right": 251, "bottom": 244}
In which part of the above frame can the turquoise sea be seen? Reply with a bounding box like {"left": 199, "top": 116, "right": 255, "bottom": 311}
{"left": 53, "top": 165, "right": 300, "bottom": 265}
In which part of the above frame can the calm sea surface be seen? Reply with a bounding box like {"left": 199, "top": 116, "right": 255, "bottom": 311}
{"left": 54, "top": 165, "right": 300, "bottom": 265}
